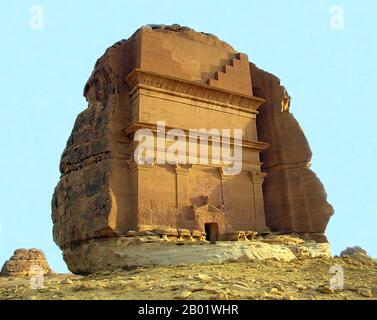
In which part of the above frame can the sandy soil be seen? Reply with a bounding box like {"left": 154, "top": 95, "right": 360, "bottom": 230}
{"left": 0, "top": 255, "right": 376, "bottom": 300}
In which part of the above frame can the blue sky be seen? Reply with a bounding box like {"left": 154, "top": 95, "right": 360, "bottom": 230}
{"left": 0, "top": 0, "right": 376, "bottom": 273}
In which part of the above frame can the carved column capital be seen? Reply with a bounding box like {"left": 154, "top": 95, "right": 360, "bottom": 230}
{"left": 249, "top": 171, "right": 267, "bottom": 184}
{"left": 174, "top": 164, "right": 193, "bottom": 175}
{"left": 218, "top": 167, "right": 234, "bottom": 180}
{"left": 126, "top": 159, "right": 154, "bottom": 172}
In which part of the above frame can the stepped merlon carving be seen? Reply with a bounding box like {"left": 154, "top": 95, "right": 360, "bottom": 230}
{"left": 208, "top": 53, "right": 253, "bottom": 96}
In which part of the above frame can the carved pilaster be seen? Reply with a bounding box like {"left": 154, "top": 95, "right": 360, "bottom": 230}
{"left": 249, "top": 171, "right": 268, "bottom": 232}
{"left": 218, "top": 167, "right": 234, "bottom": 208}
{"left": 174, "top": 164, "right": 193, "bottom": 208}
{"left": 126, "top": 159, "right": 154, "bottom": 227}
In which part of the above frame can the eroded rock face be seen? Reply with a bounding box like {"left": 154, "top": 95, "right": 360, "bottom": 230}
{"left": 52, "top": 24, "right": 333, "bottom": 273}
{"left": 62, "top": 236, "right": 330, "bottom": 274}
{"left": 339, "top": 247, "right": 375, "bottom": 267}
{"left": 251, "top": 64, "right": 334, "bottom": 233}
{"left": 340, "top": 246, "right": 368, "bottom": 257}
{"left": 1, "top": 249, "right": 51, "bottom": 277}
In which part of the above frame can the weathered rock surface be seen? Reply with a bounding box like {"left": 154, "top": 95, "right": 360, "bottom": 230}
{"left": 340, "top": 246, "right": 368, "bottom": 257}
{"left": 1, "top": 249, "right": 52, "bottom": 277}
{"left": 339, "top": 247, "right": 375, "bottom": 267}
{"left": 62, "top": 237, "right": 330, "bottom": 274}
{"left": 251, "top": 64, "right": 334, "bottom": 233}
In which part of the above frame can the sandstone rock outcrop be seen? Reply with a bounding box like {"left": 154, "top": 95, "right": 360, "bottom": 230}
{"left": 251, "top": 64, "right": 334, "bottom": 233}
{"left": 52, "top": 24, "right": 333, "bottom": 273}
{"left": 0, "top": 249, "right": 52, "bottom": 277}
{"left": 340, "top": 247, "right": 376, "bottom": 267}
{"left": 340, "top": 246, "right": 368, "bottom": 257}
{"left": 62, "top": 236, "right": 330, "bottom": 274}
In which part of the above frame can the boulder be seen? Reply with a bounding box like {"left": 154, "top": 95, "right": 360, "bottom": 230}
{"left": 340, "top": 246, "right": 375, "bottom": 266}
{"left": 1, "top": 249, "right": 52, "bottom": 277}
{"left": 340, "top": 246, "right": 368, "bottom": 257}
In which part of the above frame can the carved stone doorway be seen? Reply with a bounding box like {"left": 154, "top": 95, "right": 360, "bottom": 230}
{"left": 205, "top": 223, "right": 219, "bottom": 244}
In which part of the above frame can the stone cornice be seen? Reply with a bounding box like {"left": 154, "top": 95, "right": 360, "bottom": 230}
{"left": 125, "top": 69, "right": 266, "bottom": 113}
{"left": 125, "top": 121, "right": 270, "bottom": 152}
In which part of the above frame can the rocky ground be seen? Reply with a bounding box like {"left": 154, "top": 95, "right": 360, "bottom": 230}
{"left": 0, "top": 253, "right": 376, "bottom": 300}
